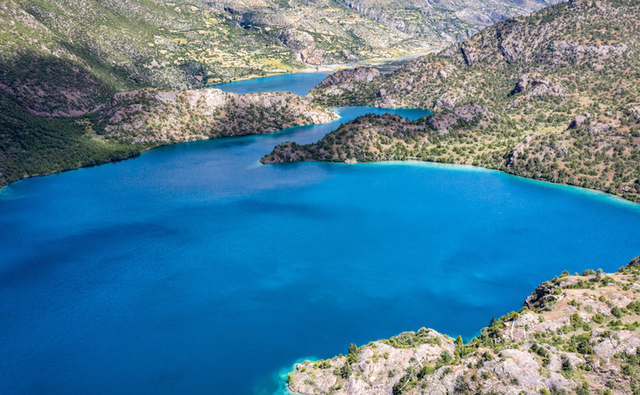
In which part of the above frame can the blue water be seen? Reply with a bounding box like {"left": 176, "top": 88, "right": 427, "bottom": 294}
{"left": 212, "top": 73, "right": 328, "bottom": 96}
{"left": 1, "top": 74, "right": 640, "bottom": 395}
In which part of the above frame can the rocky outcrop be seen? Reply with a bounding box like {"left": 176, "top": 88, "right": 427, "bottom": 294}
{"left": 511, "top": 74, "right": 566, "bottom": 97}
{"left": 428, "top": 105, "right": 494, "bottom": 134}
{"left": 568, "top": 114, "right": 590, "bottom": 130}
{"left": 542, "top": 41, "right": 628, "bottom": 67}
{"left": 281, "top": 30, "right": 326, "bottom": 65}
{"left": 306, "top": 68, "right": 383, "bottom": 105}
{"left": 99, "top": 88, "right": 337, "bottom": 145}
{"left": 287, "top": 258, "right": 640, "bottom": 395}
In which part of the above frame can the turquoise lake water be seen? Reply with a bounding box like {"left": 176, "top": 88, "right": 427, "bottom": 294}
{"left": 1, "top": 73, "right": 640, "bottom": 395}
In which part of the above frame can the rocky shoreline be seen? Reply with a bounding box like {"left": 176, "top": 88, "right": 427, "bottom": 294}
{"left": 287, "top": 257, "right": 640, "bottom": 395}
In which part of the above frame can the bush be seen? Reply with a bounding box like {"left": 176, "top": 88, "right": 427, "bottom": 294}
{"left": 435, "top": 351, "right": 454, "bottom": 369}
{"left": 611, "top": 306, "right": 623, "bottom": 318}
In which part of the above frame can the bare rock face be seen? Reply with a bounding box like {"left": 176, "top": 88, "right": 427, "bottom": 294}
{"left": 100, "top": 88, "right": 337, "bottom": 144}
{"left": 511, "top": 74, "right": 566, "bottom": 97}
{"left": 287, "top": 259, "right": 640, "bottom": 395}
{"left": 460, "top": 43, "right": 478, "bottom": 66}
{"left": 307, "top": 67, "right": 383, "bottom": 100}
{"left": 587, "top": 122, "right": 618, "bottom": 135}
{"left": 290, "top": 329, "right": 456, "bottom": 395}
{"left": 281, "top": 30, "right": 326, "bottom": 65}
{"left": 568, "top": 114, "right": 589, "bottom": 129}
{"left": 512, "top": 74, "right": 531, "bottom": 94}
{"left": 543, "top": 40, "right": 628, "bottom": 67}
{"left": 592, "top": 329, "right": 640, "bottom": 359}
{"left": 496, "top": 22, "right": 525, "bottom": 63}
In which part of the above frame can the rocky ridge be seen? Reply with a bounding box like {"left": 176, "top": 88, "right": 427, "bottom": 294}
{"left": 98, "top": 88, "right": 337, "bottom": 145}
{"left": 288, "top": 257, "right": 640, "bottom": 395}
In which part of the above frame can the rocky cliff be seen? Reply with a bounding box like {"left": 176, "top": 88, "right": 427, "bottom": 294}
{"left": 98, "top": 88, "right": 337, "bottom": 145}
{"left": 288, "top": 257, "right": 640, "bottom": 395}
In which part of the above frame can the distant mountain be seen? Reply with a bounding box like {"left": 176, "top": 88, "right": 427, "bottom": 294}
{"left": 264, "top": 0, "right": 640, "bottom": 202}
{"left": 204, "top": 0, "right": 562, "bottom": 64}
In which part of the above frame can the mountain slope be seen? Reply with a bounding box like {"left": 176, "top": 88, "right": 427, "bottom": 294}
{"left": 0, "top": 0, "right": 564, "bottom": 118}
{"left": 265, "top": 0, "right": 640, "bottom": 202}
{"left": 205, "top": 0, "right": 562, "bottom": 65}
{"left": 0, "top": 90, "right": 140, "bottom": 188}
{"left": 0, "top": 0, "right": 335, "bottom": 189}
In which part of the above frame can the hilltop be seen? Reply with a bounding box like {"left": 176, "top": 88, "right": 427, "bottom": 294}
{"left": 287, "top": 257, "right": 640, "bottom": 395}
{"left": 264, "top": 0, "right": 640, "bottom": 202}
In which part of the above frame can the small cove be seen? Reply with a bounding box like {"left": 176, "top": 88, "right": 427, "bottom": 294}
{"left": 1, "top": 74, "right": 640, "bottom": 395}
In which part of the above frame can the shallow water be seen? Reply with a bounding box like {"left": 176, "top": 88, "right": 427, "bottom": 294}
{"left": 1, "top": 74, "right": 639, "bottom": 395}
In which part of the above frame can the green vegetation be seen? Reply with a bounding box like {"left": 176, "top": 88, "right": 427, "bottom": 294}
{"left": 380, "top": 328, "right": 442, "bottom": 348}
{"left": 0, "top": 91, "right": 140, "bottom": 186}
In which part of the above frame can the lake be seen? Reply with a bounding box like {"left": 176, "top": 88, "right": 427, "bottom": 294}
{"left": 1, "top": 73, "right": 639, "bottom": 395}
